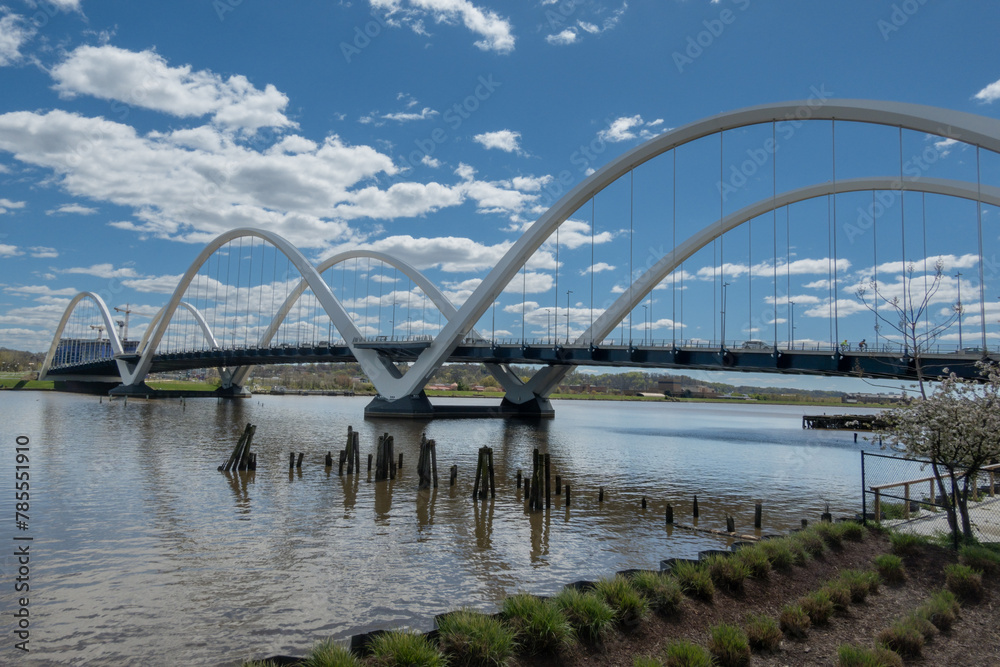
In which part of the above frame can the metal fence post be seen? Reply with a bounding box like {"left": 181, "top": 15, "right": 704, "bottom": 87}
{"left": 861, "top": 451, "right": 867, "bottom": 526}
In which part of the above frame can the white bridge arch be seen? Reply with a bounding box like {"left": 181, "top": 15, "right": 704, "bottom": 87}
{"left": 40, "top": 100, "right": 1000, "bottom": 415}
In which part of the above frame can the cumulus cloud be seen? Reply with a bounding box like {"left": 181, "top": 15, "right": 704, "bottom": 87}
{"left": 0, "top": 11, "right": 34, "bottom": 67}
{"left": 51, "top": 45, "right": 296, "bottom": 132}
{"left": 29, "top": 246, "right": 58, "bottom": 258}
{"left": 370, "top": 0, "right": 515, "bottom": 53}
{"left": 0, "top": 243, "right": 22, "bottom": 257}
{"left": 974, "top": 77, "right": 1000, "bottom": 103}
{"left": 598, "top": 114, "right": 664, "bottom": 143}
{"left": 62, "top": 263, "right": 140, "bottom": 279}
{"left": 546, "top": 29, "right": 577, "bottom": 45}
{"left": 474, "top": 129, "right": 522, "bottom": 153}
{"left": 47, "top": 203, "right": 98, "bottom": 215}
{"left": 342, "top": 234, "right": 556, "bottom": 273}
{"left": 0, "top": 197, "right": 25, "bottom": 214}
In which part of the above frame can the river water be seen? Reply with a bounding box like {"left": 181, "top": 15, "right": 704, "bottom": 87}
{"left": 0, "top": 392, "right": 880, "bottom": 665}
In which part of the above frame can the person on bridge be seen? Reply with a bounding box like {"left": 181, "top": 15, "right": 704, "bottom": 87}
{"left": 858, "top": 339, "right": 867, "bottom": 351}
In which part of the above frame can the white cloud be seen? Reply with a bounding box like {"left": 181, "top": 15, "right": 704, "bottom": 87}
{"left": 3, "top": 284, "right": 78, "bottom": 297}
{"left": 360, "top": 106, "right": 439, "bottom": 126}
{"left": 0, "top": 11, "right": 34, "bottom": 67}
{"left": 346, "top": 234, "right": 556, "bottom": 273}
{"left": 474, "top": 129, "right": 522, "bottom": 153}
{"left": 582, "top": 262, "right": 615, "bottom": 275}
{"left": 546, "top": 29, "right": 577, "bottom": 45}
{"left": 420, "top": 155, "right": 441, "bottom": 168}
{"left": 0, "top": 243, "right": 22, "bottom": 257}
{"left": 0, "top": 197, "right": 25, "bottom": 214}
{"left": 370, "top": 0, "right": 515, "bottom": 53}
{"left": 598, "top": 114, "right": 664, "bottom": 143}
{"left": 51, "top": 45, "right": 296, "bottom": 132}
{"left": 974, "top": 77, "right": 1000, "bottom": 103}
{"left": 29, "top": 246, "right": 58, "bottom": 258}
{"left": 47, "top": 203, "right": 98, "bottom": 215}
{"left": 62, "top": 263, "right": 140, "bottom": 279}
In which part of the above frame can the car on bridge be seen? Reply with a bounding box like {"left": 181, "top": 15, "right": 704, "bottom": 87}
{"left": 741, "top": 339, "right": 770, "bottom": 350}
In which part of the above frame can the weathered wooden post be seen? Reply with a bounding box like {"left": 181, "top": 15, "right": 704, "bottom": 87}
{"left": 726, "top": 516, "right": 735, "bottom": 532}
{"left": 296, "top": 453, "right": 303, "bottom": 468}
{"left": 666, "top": 503, "right": 673, "bottom": 524}
{"left": 449, "top": 464, "right": 458, "bottom": 487}
{"left": 555, "top": 475, "right": 562, "bottom": 495}
{"left": 693, "top": 494, "right": 699, "bottom": 518}
{"left": 338, "top": 450, "right": 346, "bottom": 476}
{"left": 289, "top": 452, "right": 295, "bottom": 470}
{"left": 398, "top": 453, "right": 403, "bottom": 470}
{"left": 487, "top": 447, "right": 495, "bottom": 499}
{"left": 367, "top": 453, "right": 373, "bottom": 473}
{"left": 544, "top": 453, "right": 551, "bottom": 508}
{"left": 641, "top": 497, "right": 647, "bottom": 509}
{"left": 353, "top": 432, "right": 361, "bottom": 475}
{"left": 325, "top": 452, "right": 333, "bottom": 468}
{"left": 599, "top": 487, "right": 604, "bottom": 503}
{"left": 472, "top": 447, "right": 484, "bottom": 499}
{"left": 801, "top": 518, "right": 809, "bottom": 528}
{"left": 565, "top": 484, "right": 571, "bottom": 507}
{"left": 516, "top": 470, "right": 522, "bottom": 489}
{"left": 430, "top": 439, "right": 439, "bottom": 489}
{"left": 754, "top": 501, "right": 762, "bottom": 529}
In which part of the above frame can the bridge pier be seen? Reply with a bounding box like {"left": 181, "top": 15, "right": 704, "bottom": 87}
{"left": 363, "top": 392, "right": 555, "bottom": 419}
{"left": 108, "top": 382, "right": 251, "bottom": 398}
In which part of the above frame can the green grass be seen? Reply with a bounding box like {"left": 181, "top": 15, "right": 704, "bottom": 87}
{"left": 302, "top": 639, "right": 362, "bottom": 667}
{"left": 436, "top": 609, "right": 517, "bottom": 667}
{"left": 500, "top": 593, "right": 574, "bottom": 654}
{"left": 662, "top": 639, "right": 714, "bottom": 667}
{"left": 778, "top": 603, "right": 810, "bottom": 639}
{"left": 705, "top": 554, "right": 750, "bottom": 594}
{"left": 594, "top": 576, "right": 650, "bottom": 627}
{"left": 707, "top": 623, "right": 751, "bottom": 667}
{"left": 944, "top": 563, "right": 984, "bottom": 603}
{"left": 874, "top": 553, "right": 905, "bottom": 584}
{"left": 820, "top": 579, "right": 852, "bottom": 614}
{"left": 799, "top": 590, "right": 834, "bottom": 625}
{"left": 839, "top": 521, "right": 867, "bottom": 542}
{"left": 838, "top": 569, "right": 873, "bottom": 603}
{"left": 633, "top": 657, "right": 664, "bottom": 667}
{"left": 734, "top": 545, "right": 772, "bottom": 580}
{"left": 888, "top": 532, "right": 927, "bottom": 557}
{"left": 876, "top": 618, "right": 925, "bottom": 659}
{"left": 795, "top": 530, "right": 828, "bottom": 559}
{"left": 814, "top": 521, "right": 845, "bottom": 548}
{"left": 367, "top": 629, "right": 446, "bottom": 667}
{"left": 757, "top": 539, "right": 795, "bottom": 571}
{"left": 959, "top": 544, "right": 1000, "bottom": 576}
{"left": 671, "top": 560, "right": 714, "bottom": 602}
{"left": 743, "top": 613, "right": 781, "bottom": 653}
{"left": 0, "top": 378, "right": 55, "bottom": 389}
{"left": 916, "top": 589, "right": 960, "bottom": 631}
{"left": 879, "top": 502, "right": 911, "bottom": 520}
{"left": 553, "top": 587, "right": 616, "bottom": 643}
{"left": 630, "top": 571, "right": 683, "bottom": 616}
{"left": 836, "top": 643, "right": 904, "bottom": 667}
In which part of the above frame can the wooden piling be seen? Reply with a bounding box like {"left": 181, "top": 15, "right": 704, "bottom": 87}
{"left": 325, "top": 452, "right": 333, "bottom": 467}
{"left": 693, "top": 495, "right": 699, "bottom": 518}
{"left": 367, "top": 453, "right": 373, "bottom": 473}
{"left": 472, "top": 447, "right": 483, "bottom": 499}
{"left": 524, "top": 478, "right": 530, "bottom": 501}
{"left": 726, "top": 516, "right": 735, "bottom": 532}
{"left": 666, "top": 504, "right": 673, "bottom": 524}
{"left": 289, "top": 452, "right": 295, "bottom": 470}
{"left": 398, "top": 453, "right": 403, "bottom": 470}
{"left": 801, "top": 518, "right": 809, "bottom": 528}
{"left": 599, "top": 487, "right": 604, "bottom": 503}
{"left": 641, "top": 496, "right": 647, "bottom": 509}
{"left": 565, "top": 484, "right": 571, "bottom": 507}
{"left": 236, "top": 425, "right": 255, "bottom": 471}
{"left": 222, "top": 423, "right": 252, "bottom": 472}
{"left": 338, "top": 450, "right": 346, "bottom": 476}
{"left": 544, "top": 454, "right": 551, "bottom": 509}
{"left": 516, "top": 470, "right": 522, "bottom": 489}
{"left": 353, "top": 432, "right": 361, "bottom": 474}
{"left": 555, "top": 475, "right": 562, "bottom": 495}
{"left": 449, "top": 464, "right": 458, "bottom": 487}
{"left": 430, "top": 440, "right": 439, "bottom": 489}
{"left": 754, "top": 502, "right": 762, "bottom": 529}
{"left": 487, "top": 447, "right": 496, "bottom": 499}
{"left": 296, "top": 452, "right": 303, "bottom": 468}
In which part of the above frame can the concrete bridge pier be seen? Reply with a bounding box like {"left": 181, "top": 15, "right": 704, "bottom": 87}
{"left": 363, "top": 391, "right": 554, "bottom": 419}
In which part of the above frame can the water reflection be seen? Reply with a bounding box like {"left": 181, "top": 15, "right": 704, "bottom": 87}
{"left": 0, "top": 393, "right": 880, "bottom": 665}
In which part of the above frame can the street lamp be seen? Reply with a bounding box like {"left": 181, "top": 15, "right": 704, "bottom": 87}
{"left": 955, "top": 271, "right": 963, "bottom": 350}
{"left": 565, "top": 290, "right": 573, "bottom": 344}
{"left": 721, "top": 282, "right": 730, "bottom": 348}
{"left": 546, "top": 308, "right": 552, "bottom": 344}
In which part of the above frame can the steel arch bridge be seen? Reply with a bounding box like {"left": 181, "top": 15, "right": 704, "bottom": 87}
{"left": 40, "top": 99, "right": 1000, "bottom": 417}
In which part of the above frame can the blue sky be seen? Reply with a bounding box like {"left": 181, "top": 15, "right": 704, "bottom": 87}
{"left": 1, "top": 0, "right": 999, "bottom": 392}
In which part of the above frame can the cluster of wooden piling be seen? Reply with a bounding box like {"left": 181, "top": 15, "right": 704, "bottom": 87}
{"left": 218, "top": 422, "right": 257, "bottom": 471}
{"left": 329, "top": 425, "right": 362, "bottom": 475}
{"left": 417, "top": 435, "right": 439, "bottom": 490}
{"left": 374, "top": 432, "right": 396, "bottom": 481}
{"left": 472, "top": 447, "right": 495, "bottom": 500}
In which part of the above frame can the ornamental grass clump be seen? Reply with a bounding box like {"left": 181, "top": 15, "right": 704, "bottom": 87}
{"left": 303, "top": 639, "right": 362, "bottom": 667}
{"left": 707, "top": 623, "right": 751, "bottom": 667}
{"left": 876, "top": 618, "right": 925, "bottom": 659}
{"left": 743, "top": 613, "right": 782, "bottom": 653}
{"left": 796, "top": 530, "right": 827, "bottom": 559}
{"left": 916, "top": 589, "right": 960, "bottom": 631}
{"left": 874, "top": 554, "right": 905, "bottom": 585}
{"left": 705, "top": 554, "right": 750, "bottom": 594}
{"left": 662, "top": 639, "right": 714, "bottom": 667}
{"left": 959, "top": 544, "right": 1000, "bottom": 576}
{"left": 901, "top": 612, "right": 936, "bottom": 642}
{"left": 836, "top": 643, "right": 904, "bottom": 667}
{"left": 838, "top": 569, "right": 873, "bottom": 603}
{"left": 815, "top": 521, "right": 845, "bottom": 549}
{"left": 672, "top": 560, "right": 714, "bottom": 602}
{"left": 633, "top": 657, "right": 663, "bottom": 667}
{"left": 436, "top": 608, "right": 517, "bottom": 667}
{"left": 839, "top": 521, "right": 867, "bottom": 542}
{"left": 368, "top": 630, "right": 446, "bottom": 667}
{"left": 944, "top": 563, "right": 984, "bottom": 603}
{"left": 820, "top": 580, "right": 852, "bottom": 614}
{"left": 630, "top": 570, "right": 683, "bottom": 616}
{"left": 757, "top": 538, "right": 795, "bottom": 571}
{"left": 798, "top": 590, "right": 834, "bottom": 625}
{"left": 594, "top": 575, "right": 650, "bottom": 628}
{"left": 500, "top": 593, "right": 573, "bottom": 655}
{"left": 734, "top": 545, "right": 771, "bottom": 580}
{"left": 778, "top": 603, "right": 810, "bottom": 639}
{"left": 888, "top": 531, "right": 925, "bottom": 558}
{"left": 553, "top": 587, "right": 615, "bottom": 643}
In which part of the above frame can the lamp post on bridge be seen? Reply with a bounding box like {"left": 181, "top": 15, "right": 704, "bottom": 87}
{"left": 789, "top": 301, "right": 796, "bottom": 350}
{"left": 642, "top": 305, "right": 648, "bottom": 345}
{"left": 565, "top": 290, "right": 573, "bottom": 344}
{"left": 546, "top": 308, "right": 552, "bottom": 344}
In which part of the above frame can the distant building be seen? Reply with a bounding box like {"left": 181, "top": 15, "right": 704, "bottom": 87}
{"left": 842, "top": 392, "right": 909, "bottom": 405}
{"left": 53, "top": 338, "right": 139, "bottom": 366}
{"left": 658, "top": 377, "right": 717, "bottom": 399}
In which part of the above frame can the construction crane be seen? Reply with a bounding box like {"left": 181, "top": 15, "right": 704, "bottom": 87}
{"left": 113, "top": 304, "right": 133, "bottom": 342}
{"left": 89, "top": 324, "right": 105, "bottom": 340}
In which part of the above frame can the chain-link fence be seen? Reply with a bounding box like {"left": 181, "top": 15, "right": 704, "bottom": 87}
{"left": 861, "top": 451, "right": 1000, "bottom": 548}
